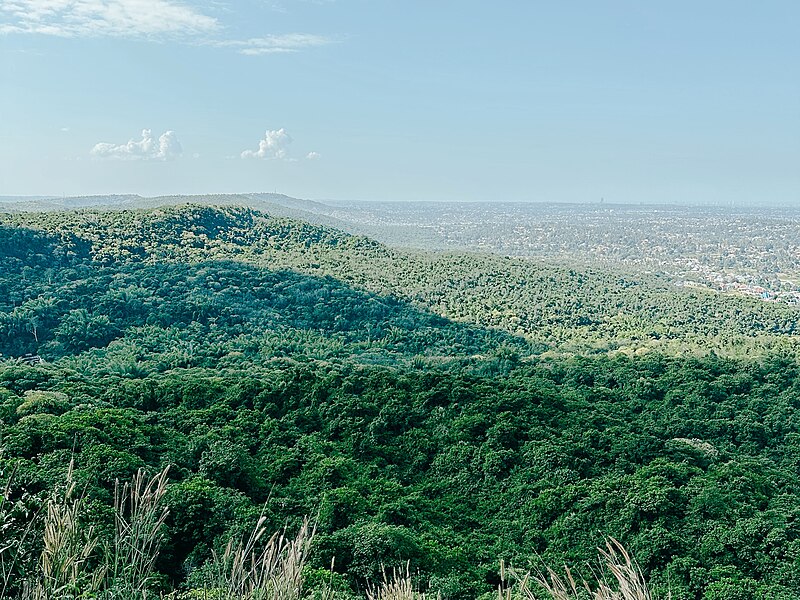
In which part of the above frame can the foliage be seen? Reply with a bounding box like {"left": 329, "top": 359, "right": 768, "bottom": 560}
{"left": 4, "top": 205, "right": 800, "bottom": 358}
{"left": 3, "top": 205, "right": 800, "bottom": 598}
{"left": 195, "top": 513, "right": 314, "bottom": 600}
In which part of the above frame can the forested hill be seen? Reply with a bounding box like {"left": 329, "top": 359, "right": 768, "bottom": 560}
{"left": 0, "top": 209, "right": 518, "bottom": 369}
{"left": 2, "top": 204, "right": 382, "bottom": 263}
{"left": 4, "top": 204, "right": 800, "bottom": 359}
{"left": 5, "top": 204, "right": 800, "bottom": 599}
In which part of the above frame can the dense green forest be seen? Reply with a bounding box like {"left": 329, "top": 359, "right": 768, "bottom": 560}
{"left": 3, "top": 205, "right": 800, "bottom": 599}
{"left": 4, "top": 205, "right": 800, "bottom": 358}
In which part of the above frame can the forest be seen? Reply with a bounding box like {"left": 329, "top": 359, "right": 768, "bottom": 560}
{"left": 3, "top": 205, "right": 800, "bottom": 599}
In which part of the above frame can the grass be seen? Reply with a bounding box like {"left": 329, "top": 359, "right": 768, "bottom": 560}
{"left": 1, "top": 458, "right": 39, "bottom": 599}
{"left": 499, "top": 538, "right": 659, "bottom": 600}
{"left": 1, "top": 461, "right": 170, "bottom": 600}
{"left": 366, "top": 564, "right": 434, "bottom": 600}
{"left": 199, "top": 512, "right": 314, "bottom": 600}
{"left": 106, "top": 466, "right": 170, "bottom": 598}
{"left": 23, "top": 459, "right": 103, "bottom": 600}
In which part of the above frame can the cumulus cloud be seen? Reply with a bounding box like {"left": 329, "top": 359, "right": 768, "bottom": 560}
{"left": 241, "top": 128, "right": 292, "bottom": 159}
{"left": 91, "top": 129, "right": 182, "bottom": 160}
{"left": 306, "top": 151, "right": 321, "bottom": 160}
{"left": 0, "top": 0, "right": 218, "bottom": 37}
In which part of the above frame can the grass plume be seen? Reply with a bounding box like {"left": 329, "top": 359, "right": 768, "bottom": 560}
{"left": 23, "top": 459, "right": 103, "bottom": 600}
{"left": 501, "top": 538, "right": 657, "bottom": 600}
{"left": 106, "top": 466, "right": 170, "bottom": 598}
{"left": 201, "top": 512, "right": 314, "bottom": 600}
{"left": 366, "top": 564, "right": 434, "bottom": 600}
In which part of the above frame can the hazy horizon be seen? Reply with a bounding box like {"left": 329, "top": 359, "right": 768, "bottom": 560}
{"left": 4, "top": 191, "right": 800, "bottom": 212}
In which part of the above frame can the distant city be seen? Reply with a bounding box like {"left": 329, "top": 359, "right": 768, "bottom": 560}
{"left": 295, "top": 200, "right": 800, "bottom": 305}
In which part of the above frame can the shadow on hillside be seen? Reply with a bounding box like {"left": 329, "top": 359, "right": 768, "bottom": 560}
{"left": 0, "top": 222, "right": 533, "bottom": 363}
{"left": 0, "top": 223, "right": 93, "bottom": 266}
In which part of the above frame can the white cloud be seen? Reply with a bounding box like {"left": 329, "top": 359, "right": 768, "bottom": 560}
{"left": 91, "top": 129, "right": 182, "bottom": 160}
{"left": 306, "top": 151, "right": 320, "bottom": 160}
{"left": 0, "top": 0, "right": 218, "bottom": 37}
{"left": 0, "top": 1, "right": 333, "bottom": 58}
{"left": 241, "top": 128, "right": 292, "bottom": 159}
{"left": 219, "top": 33, "right": 330, "bottom": 55}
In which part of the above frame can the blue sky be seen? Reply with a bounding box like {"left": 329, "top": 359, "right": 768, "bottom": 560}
{"left": 1, "top": 1, "right": 798, "bottom": 204}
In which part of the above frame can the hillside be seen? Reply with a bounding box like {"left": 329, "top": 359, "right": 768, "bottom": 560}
{"left": 4, "top": 204, "right": 800, "bottom": 358}
{"left": 3, "top": 205, "right": 800, "bottom": 599}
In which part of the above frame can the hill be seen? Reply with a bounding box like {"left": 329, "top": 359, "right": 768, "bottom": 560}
{"left": 3, "top": 205, "right": 800, "bottom": 599}
{"left": 5, "top": 204, "right": 800, "bottom": 358}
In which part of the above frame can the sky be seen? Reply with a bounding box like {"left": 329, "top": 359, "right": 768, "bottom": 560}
{"left": 0, "top": 1, "right": 798, "bottom": 204}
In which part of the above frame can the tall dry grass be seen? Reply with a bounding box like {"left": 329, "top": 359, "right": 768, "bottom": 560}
{"left": 0, "top": 461, "right": 170, "bottom": 600}
{"left": 499, "top": 538, "right": 659, "bottom": 600}
{"left": 0, "top": 458, "right": 39, "bottom": 599}
{"left": 106, "top": 466, "right": 170, "bottom": 599}
{"left": 1, "top": 459, "right": 321, "bottom": 600}
{"left": 200, "top": 512, "right": 315, "bottom": 600}
{"left": 366, "top": 564, "right": 434, "bottom": 600}
{"left": 22, "top": 459, "right": 104, "bottom": 600}
{"left": 2, "top": 455, "right": 660, "bottom": 600}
